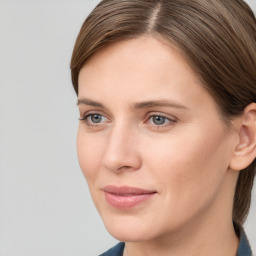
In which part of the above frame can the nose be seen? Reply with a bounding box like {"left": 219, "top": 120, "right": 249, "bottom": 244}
{"left": 102, "top": 123, "right": 142, "bottom": 173}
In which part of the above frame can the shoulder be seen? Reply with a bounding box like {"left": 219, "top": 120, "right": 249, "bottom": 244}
{"left": 99, "top": 242, "right": 125, "bottom": 256}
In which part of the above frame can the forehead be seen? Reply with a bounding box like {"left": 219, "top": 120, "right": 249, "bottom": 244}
{"left": 79, "top": 36, "right": 200, "bottom": 88}
{"left": 78, "top": 36, "right": 218, "bottom": 113}
{"left": 83, "top": 36, "right": 192, "bottom": 68}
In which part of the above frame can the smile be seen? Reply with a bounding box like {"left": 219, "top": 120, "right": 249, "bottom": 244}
{"left": 103, "top": 186, "right": 157, "bottom": 209}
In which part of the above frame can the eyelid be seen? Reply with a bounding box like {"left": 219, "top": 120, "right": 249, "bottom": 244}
{"left": 79, "top": 109, "right": 108, "bottom": 120}
{"left": 145, "top": 112, "right": 178, "bottom": 122}
{"left": 79, "top": 111, "right": 110, "bottom": 127}
{"left": 144, "top": 112, "right": 178, "bottom": 130}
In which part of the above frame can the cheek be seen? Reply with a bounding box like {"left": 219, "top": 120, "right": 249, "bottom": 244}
{"left": 136, "top": 129, "right": 232, "bottom": 234}
{"left": 144, "top": 127, "right": 230, "bottom": 203}
{"left": 76, "top": 128, "right": 104, "bottom": 181}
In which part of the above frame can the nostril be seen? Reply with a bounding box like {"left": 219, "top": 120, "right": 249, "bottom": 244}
{"left": 116, "top": 166, "right": 133, "bottom": 172}
{"left": 116, "top": 165, "right": 133, "bottom": 173}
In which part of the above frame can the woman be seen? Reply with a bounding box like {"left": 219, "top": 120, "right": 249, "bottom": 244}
{"left": 70, "top": 0, "right": 256, "bottom": 255}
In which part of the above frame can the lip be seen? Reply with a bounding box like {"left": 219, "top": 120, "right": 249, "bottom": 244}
{"left": 102, "top": 186, "right": 157, "bottom": 209}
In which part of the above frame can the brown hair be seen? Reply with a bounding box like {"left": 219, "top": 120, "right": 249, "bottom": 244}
{"left": 70, "top": 0, "right": 256, "bottom": 224}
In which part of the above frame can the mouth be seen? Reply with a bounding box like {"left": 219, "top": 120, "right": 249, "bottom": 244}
{"left": 102, "top": 186, "right": 157, "bottom": 209}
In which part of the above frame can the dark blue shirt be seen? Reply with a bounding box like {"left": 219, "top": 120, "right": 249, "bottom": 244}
{"left": 99, "top": 226, "right": 252, "bottom": 256}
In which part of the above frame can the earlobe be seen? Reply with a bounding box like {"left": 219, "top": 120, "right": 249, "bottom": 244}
{"left": 229, "top": 103, "right": 256, "bottom": 171}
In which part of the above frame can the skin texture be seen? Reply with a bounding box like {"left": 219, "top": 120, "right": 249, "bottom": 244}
{"left": 77, "top": 36, "right": 242, "bottom": 256}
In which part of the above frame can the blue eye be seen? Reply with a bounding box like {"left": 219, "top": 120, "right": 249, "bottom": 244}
{"left": 89, "top": 114, "right": 103, "bottom": 123}
{"left": 79, "top": 113, "right": 108, "bottom": 126}
{"left": 151, "top": 115, "right": 169, "bottom": 125}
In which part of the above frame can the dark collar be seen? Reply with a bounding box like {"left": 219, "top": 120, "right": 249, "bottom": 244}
{"left": 235, "top": 223, "right": 253, "bottom": 256}
{"left": 100, "top": 225, "right": 253, "bottom": 256}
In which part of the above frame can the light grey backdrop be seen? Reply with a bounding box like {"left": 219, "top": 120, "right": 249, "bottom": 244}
{"left": 0, "top": 0, "right": 255, "bottom": 255}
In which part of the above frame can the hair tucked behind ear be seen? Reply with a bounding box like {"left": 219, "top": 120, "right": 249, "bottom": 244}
{"left": 70, "top": 0, "right": 256, "bottom": 224}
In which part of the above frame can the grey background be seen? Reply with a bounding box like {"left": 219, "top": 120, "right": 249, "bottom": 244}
{"left": 0, "top": 0, "right": 255, "bottom": 255}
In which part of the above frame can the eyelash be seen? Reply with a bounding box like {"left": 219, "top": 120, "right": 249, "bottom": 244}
{"left": 79, "top": 113, "right": 109, "bottom": 127}
{"left": 146, "top": 114, "right": 176, "bottom": 128}
{"left": 79, "top": 112, "right": 177, "bottom": 130}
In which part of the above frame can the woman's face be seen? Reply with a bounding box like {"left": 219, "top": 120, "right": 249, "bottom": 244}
{"left": 77, "top": 36, "right": 237, "bottom": 242}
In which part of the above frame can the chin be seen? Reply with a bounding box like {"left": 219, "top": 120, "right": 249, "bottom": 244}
{"left": 101, "top": 210, "right": 177, "bottom": 243}
{"left": 106, "top": 224, "right": 154, "bottom": 242}
{"left": 101, "top": 213, "right": 157, "bottom": 242}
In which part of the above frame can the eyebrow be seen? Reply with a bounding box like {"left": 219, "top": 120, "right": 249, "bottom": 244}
{"left": 134, "top": 100, "right": 188, "bottom": 110}
{"left": 77, "top": 98, "right": 105, "bottom": 108}
{"left": 77, "top": 98, "right": 188, "bottom": 110}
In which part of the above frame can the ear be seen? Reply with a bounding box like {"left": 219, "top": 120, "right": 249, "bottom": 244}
{"left": 229, "top": 103, "right": 256, "bottom": 171}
